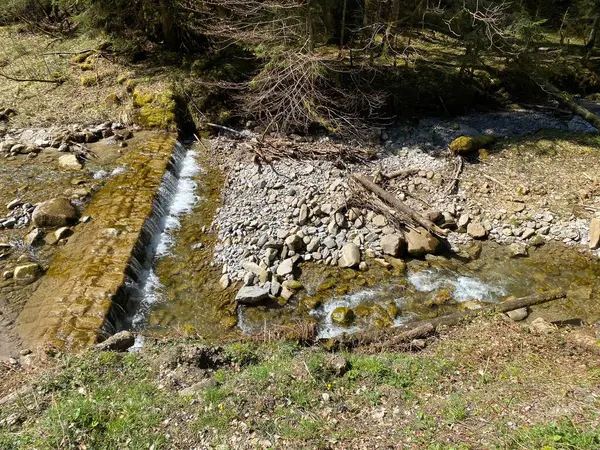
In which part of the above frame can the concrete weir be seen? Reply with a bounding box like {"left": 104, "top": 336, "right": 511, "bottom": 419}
{"left": 16, "top": 133, "right": 182, "bottom": 352}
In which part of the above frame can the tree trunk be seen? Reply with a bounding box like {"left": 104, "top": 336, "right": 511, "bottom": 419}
{"left": 159, "top": 0, "right": 178, "bottom": 50}
{"left": 339, "top": 0, "right": 348, "bottom": 56}
{"left": 543, "top": 81, "right": 600, "bottom": 130}
{"left": 587, "top": 15, "right": 600, "bottom": 49}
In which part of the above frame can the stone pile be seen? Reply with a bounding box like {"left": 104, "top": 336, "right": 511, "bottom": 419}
{"left": 0, "top": 200, "right": 35, "bottom": 230}
{"left": 0, "top": 122, "right": 135, "bottom": 159}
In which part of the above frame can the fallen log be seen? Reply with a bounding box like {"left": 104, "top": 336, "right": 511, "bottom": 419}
{"left": 333, "top": 290, "right": 566, "bottom": 349}
{"left": 352, "top": 173, "right": 448, "bottom": 237}
{"left": 400, "top": 290, "right": 566, "bottom": 333}
{"left": 542, "top": 82, "right": 600, "bottom": 130}
{"left": 383, "top": 168, "right": 420, "bottom": 180}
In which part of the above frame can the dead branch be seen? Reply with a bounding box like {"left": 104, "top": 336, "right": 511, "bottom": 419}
{"left": 0, "top": 72, "right": 64, "bottom": 84}
{"left": 446, "top": 155, "right": 464, "bottom": 194}
{"left": 352, "top": 173, "right": 448, "bottom": 237}
{"left": 334, "top": 290, "right": 566, "bottom": 349}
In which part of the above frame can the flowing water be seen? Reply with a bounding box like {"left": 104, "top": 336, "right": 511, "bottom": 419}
{"left": 129, "top": 143, "right": 600, "bottom": 342}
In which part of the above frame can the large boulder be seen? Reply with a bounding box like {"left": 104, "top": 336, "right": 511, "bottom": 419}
{"left": 235, "top": 286, "right": 269, "bottom": 305}
{"left": 32, "top": 197, "right": 79, "bottom": 228}
{"left": 406, "top": 230, "right": 440, "bottom": 256}
{"left": 338, "top": 243, "right": 361, "bottom": 268}
{"left": 449, "top": 135, "right": 496, "bottom": 155}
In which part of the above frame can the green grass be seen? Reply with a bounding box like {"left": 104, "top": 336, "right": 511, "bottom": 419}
{"left": 1, "top": 332, "right": 599, "bottom": 449}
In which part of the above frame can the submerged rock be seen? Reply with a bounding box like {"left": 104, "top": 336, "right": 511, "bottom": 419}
{"left": 331, "top": 307, "right": 355, "bottom": 326}
{"left": 235, "top": 286, "right": 269, "bottom": 305}
{"left": 32, "top": 197, "right": 79, "bottom": 228}
{"left": 58, "top": 154, "right": 83, "bottom": 170}
{"left": 508, "top": 243, "right": 528, "bottom": 258}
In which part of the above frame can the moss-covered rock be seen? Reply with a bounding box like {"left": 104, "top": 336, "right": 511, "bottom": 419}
{"left": 331, "top": 307, "right": 355, "bottom": 326}
{"left": 132, "top": 87, "right": 177, "bottom": 130}
{"left": 450, "top": 135, "right": 496, "bottom": 155}
{"left": 301, "top": 297, "right": 322, "bottom": 310}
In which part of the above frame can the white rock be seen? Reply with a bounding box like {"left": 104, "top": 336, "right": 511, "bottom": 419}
{"left": 58, "top": 154, "right": 82, "bottom": 170}
{"left": 338, "top": 243, "right": 361, "bottom": 268}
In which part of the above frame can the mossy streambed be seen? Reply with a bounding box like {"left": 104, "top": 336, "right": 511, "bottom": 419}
{"left": 134, "top": 145, "right": 600, "bottom": 341}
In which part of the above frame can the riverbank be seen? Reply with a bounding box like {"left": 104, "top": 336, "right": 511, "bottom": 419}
{"left": 1, "top": 316, "right": 599, "bottom": 449}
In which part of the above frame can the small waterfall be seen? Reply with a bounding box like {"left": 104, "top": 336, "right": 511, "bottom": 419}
{"left": 101, "top": 141, "right": 201, "bottom": 337}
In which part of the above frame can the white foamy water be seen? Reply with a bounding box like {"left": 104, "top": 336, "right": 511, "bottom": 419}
{"left": 408, "top": 269, "right": 506, "bottom": 303}
{"left": 131, "top": 146, "right": 201, "bottom": 335}
{"left": 155, "top": 150, "right": 201, "bottom": 257}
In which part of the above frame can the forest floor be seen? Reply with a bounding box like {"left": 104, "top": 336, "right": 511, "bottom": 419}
{"left": 1, "top": 26, "right": 600, "bottom": 449}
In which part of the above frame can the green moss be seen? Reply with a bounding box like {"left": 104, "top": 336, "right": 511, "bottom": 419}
{"left": 132, "top": 87, "right": 177, "bottom": 130}
{"left": 78, "top": 62, "right": 95, "bottom": 71}
{"left": 81, "top": 74, "right": 99, "bottom": 87}
{"left": 450, "top": 135, "right": 496, "bottom": 155}
{"left": 331, "top": 307, "right": 355, "bottom": 326}
{"left": 124, "top": 78, "right": 138, "bottom": 92}
{"left": 73, "top": 52, "right": 91, "bottom": 63}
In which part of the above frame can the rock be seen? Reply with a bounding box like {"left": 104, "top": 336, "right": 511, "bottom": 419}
{"left": 24, "top": 228, "right": 44, "bottom": 247}
{"left": 338, "top": 243, "right": 361, "bottom": 268}
{"left": 2, "top": 270, "right": 13, "bottom": 280}
{"left": 323, "top": 236, "right": 336, "bottom": 249}
{"left": 284, "top": 234, "right": 304, "bottom": 252}
{"left": 14, "top": 263, "right": 41, "bottom": 285}
{"left": 386, "top": 257, "right": 406, "bottom": 273}
{"left": 406, "top": 230, "right": 440, "bottom": 256}
{"left": 6, "top": 199, "right": 21, "bottom": 210}
{"left": 380, "top": 234, "right": 403, "bottom": 257}
{"left": 298, "top": 204, "right": 309, "bottom": 225}
{"left": 10, "top": 144, "right": 26, "bottom": 154}
{"left": 372, "top": 214, "right": 387, "bottom": 227}
{"left": 589, "top": 218, "right": 600, "bottom": 249}
{"left": 529, "top": 235, "right": 545, "bottom": 247}
{"left": 94, "top": 331, "right": 135, "bottom": 352}
{"left": 306, "top": 236, "right": 320, "bottom": 252}
{"left": 178, "top": 379, "right": 217, "bottom": 397}
{"left": 530, "top": 317, "right": 555, "bottom": 334}
{"left": 242, "top": 261, "right": 269, "bottom": 284}
{"left": 506, "top": 307, "right": 528, "bottom": 322}
{"left": 58, "top": 143, "right": 70, "bottom": 152}
{"left": 521, "top": 228, "right": 536, "bottom": 240}
{"left": 457, "top": 214, "right": 470, "bottom": 229}
{"left": 58, "top": 154, "right": 83, "bottom": 170}
{"left": 276, "top": 258, "right": 294, "bottom": 276}
{"left": 466, "top": 222, "right": 487, "bottom": 239}
{"left": 449, "top": 135, "right": 496, "bottom": 155}
{"left": 219, "top": 274, "right": 230, "bottom": 289}
{"left": 236, "top": 286, "right": 269, "bottom": 305}
{"left": 270, "top": 280, "right": 281, "bottom": 296}
{"left": 331, "top": 307, "right": 355, "bottom": 326}
{"left": 508, "top": 243, "right": 528, "bottom": 258}
{"left": 32, "top": 197, "right": 79, "bottom": 227}
{"left": 280, "top": 287, "right": 295, "bottom": 301}
{"left": 54, "top": 227, "right": 73, "bottom": 241}
{"left": 282, "top": 279, "right": 303, "bottom": 290}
